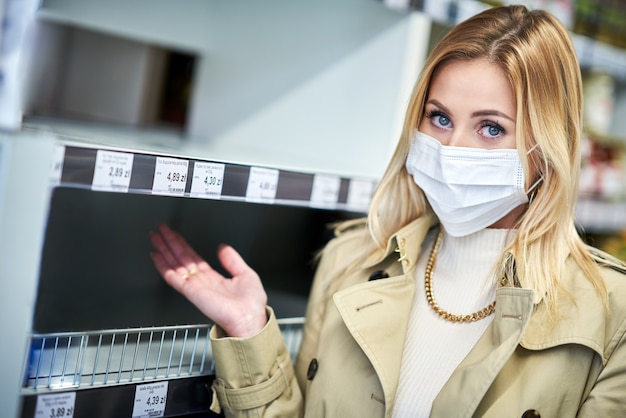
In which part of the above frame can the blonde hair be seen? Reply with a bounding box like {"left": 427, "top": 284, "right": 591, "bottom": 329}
{"left": 326, "top": 5, "right": 625, "bottom": 317}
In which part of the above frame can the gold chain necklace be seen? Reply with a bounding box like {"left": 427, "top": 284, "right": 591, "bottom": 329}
{"left": 424, "top": 229, "right": 496, "bottom": 323}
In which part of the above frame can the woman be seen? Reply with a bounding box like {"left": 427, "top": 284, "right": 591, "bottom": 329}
{"left": 150, "top": 5, "right": 626, "bottom": 417}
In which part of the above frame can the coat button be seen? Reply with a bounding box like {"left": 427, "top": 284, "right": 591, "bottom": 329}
{"left": 307, "top": 358, "right": 318, "bottom": 380}
{"left": 521, "top": 410, "right": 540, "bottom": 418}
{"left": 368, "top": 270, "right": 389, "bottom": 281}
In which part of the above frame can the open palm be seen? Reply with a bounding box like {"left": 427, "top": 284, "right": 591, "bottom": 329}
{"left": 150, "top": 224, "right": 268, "bottom": 338}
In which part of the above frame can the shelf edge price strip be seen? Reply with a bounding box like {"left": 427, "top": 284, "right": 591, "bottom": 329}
{"left": 346, "top": 179, "right": 375, "bottom": 212}
{"left": 132, "top": 381, "right": 169, "bottom": 418}
{"left": 190, "top": 161, "right": 225, "bottom": 199}
{"left": 152, "top": 157, "right": 189, "bottom": 196}
{"left": 310, "top": 174, "right": 341, "bottom": 209}
{"left": 92, "top": 149, "right": 134, "bottom": 192}
{"left": 50, "top": 144, "right": 66, "bottom": 186}
{"left": 34, "top": 392, "right": 76, "bottom": 418}
{"left": 245, "top": 166, "right": 279, "bottom": 203}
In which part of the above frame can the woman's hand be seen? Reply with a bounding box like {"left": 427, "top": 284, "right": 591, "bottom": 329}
{"left": 150, "top": 224, "right": 268, "bottom": 338}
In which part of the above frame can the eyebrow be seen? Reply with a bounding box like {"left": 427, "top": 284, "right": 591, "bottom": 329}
{"left": 471, "top": 110, "right": 516, "bottom": 122}
{"left": 426, "top": 99, "right": 515, "bottom": 123}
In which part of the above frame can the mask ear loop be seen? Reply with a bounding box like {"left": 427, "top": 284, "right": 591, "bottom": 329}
{"left": 527, "top": 177, "right": 543, "bottom": 205}
{"left": 525, "top": 143, "right": 542, "bottom": 205}
{"left": 526, "top": 143, "right": 540, "bottom": 154}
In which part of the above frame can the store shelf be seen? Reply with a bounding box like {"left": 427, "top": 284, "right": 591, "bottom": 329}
{"left": 572, "top": 33, "right": 626, "bottom": 80}
{"left": 6, "top": 126, "right": 366, "bottom": 418}
{"left": 1, "top": 127, "right": 364, "bottom": 418}
{"left": 23, "top": 324, "right": 214, "bottom": 393}
{"left": 46, "top": 138, "right": 377, "bottom": 214}
{"left": 20, "top": 376, "right": 217, "bottom": 418}
{"left": 576, "top": 198, "right": 626, "bottom": 233}
{"left": 20, "top": 319, "right": 303, "bottom": 418}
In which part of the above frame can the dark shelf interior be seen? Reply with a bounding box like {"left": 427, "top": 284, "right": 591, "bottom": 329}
{"left": 34, "top": 187, "right": 360, "bottom": 333}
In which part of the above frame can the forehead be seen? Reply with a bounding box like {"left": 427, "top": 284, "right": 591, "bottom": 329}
{"left": 428, "top": 59, "right": 516, "bottom": 114}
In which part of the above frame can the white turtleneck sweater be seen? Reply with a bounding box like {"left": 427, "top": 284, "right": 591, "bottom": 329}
{"left": 391, "top": 227, "right": 514, "bottom": 418}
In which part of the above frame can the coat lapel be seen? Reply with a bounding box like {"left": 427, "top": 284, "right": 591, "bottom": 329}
{"left": 333, "top": 274, "right": 415, "bottom": 417}
{"left": 431, "top": 287, "right": 535, "bottom": 418}
{"left": 332, "top": 215, "right": 436, "bottom": 417}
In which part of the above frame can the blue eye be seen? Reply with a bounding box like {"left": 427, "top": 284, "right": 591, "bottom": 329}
{"left": 436, "top": 115, "right": 451, "bottom": 127}
{"left": 426, "top": 110, "right": 451, "bottom": 129}
{"left": 480, "top": 122, "right": 505, "bottom": 138}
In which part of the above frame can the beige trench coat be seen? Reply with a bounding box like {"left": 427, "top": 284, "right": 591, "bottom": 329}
{"left": 210, "top": 214, "right": 626, "bottom": 417}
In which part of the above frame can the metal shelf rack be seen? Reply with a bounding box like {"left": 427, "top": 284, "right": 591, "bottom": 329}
{"left": 23, "top": 318, "right": 304, "bottom": 394}
{"left": 20, "top": 319, "right": 304, "bottom": 418}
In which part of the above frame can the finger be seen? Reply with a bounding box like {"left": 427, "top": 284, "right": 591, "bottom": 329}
{"left": 154, "top": 227, "right": 206, "bottom": 278}
{"left": 152, "top": 225, "right": 217, "bottom": 280}
{"left": 157, "top": 224, "right": 213, "bottom": 272}
{"left": 171, "top": 232, "right": 221, "bottom": 277}
{"left": 150, "top": 230, "right": 189, "bottom": 278}
{"left": 150, "top": 251, "right": 185, "bottom": 289}
{"left": 217, "top": 244, "right": 254, "bottom": 278}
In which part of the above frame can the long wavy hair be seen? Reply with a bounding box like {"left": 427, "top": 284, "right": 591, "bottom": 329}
{"left": 325, "top": 5, "right": 625, "bottom": 317}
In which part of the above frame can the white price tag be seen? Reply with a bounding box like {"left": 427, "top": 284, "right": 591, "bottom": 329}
{"left": 190, "top": 162, "right": 225, "bottom": 199}
{"left": 346, "top": 179, "right": 374, "bottom": 212}
{"left": 50, "top": 144, "right": 65, "bottom": 185}
{"left": 132, "top": 381, "right": 168, "bottom": 418}
{"left": 152, "top": 157, "right": 189, "bottom": 196}
{"left": 246, "top": 167, "right": 279, "bottom": 203}
{"left": 34, "top": 392, "right": 76, "bottom": 418}
{"left": 92, "top": 150, "right": 134, "bottom": 192}
{"left": 310, "top": 174, "right": 341, "bottom": 209}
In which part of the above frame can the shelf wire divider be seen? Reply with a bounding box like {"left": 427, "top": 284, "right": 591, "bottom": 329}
{"left": 22, "top": 317, "right": 304, "bottom": 394}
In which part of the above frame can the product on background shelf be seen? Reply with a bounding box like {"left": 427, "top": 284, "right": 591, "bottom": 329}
{"left": 603, "top": 229, "right": 626, "bottom": 261}
{"left": 583, "top": 70, "right": 616, "bottom": 134}
{"left": 579, "top": 66, "right": 626, "bottom": 202}
{"left": 579, "top": 132, "right": 626, "bottom": 201}
{"left": 586, "top": 230, "right": 626, "bottom": 262}
{"left": 574, "top": 0, "right": 626, "bottom": 49}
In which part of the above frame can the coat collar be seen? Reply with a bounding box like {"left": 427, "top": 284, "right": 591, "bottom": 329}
{"left": 362, "top": 211, "right": 438, "bottom": 272}
{"left": 520, "top": 257, "right": 608, "bottom": 364}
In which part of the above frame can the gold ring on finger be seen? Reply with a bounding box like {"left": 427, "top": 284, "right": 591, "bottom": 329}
{"left": 181, "top": 268, "right": 199, "bottom": 280}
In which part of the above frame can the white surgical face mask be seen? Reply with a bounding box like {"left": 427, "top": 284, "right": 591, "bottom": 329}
{"left": 406, "top": 131, "right": 533, "bottom": 237}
